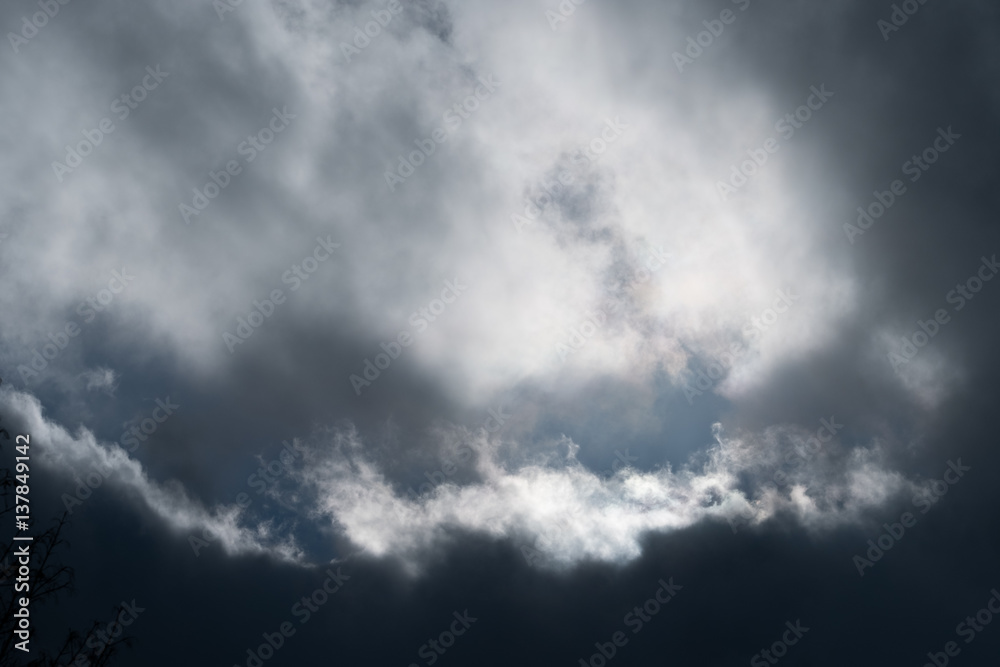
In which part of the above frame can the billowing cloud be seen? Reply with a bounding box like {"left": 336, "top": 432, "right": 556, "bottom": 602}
{"left": 1, "top": 0, "right": 999, "bottom": 663}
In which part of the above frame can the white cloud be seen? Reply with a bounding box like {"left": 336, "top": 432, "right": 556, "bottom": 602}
{"left": 291, "top": 419, "right": 915, "bottom": 571}
{"left": 0, "top": 389, "right": 303, "bottom": 563}
{"left": 1, "top": 385, "right": 919, "bottom": 572}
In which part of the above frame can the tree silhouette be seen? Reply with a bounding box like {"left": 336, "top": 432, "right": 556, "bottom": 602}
{"left": 0, "top": 377, "right": 132, "bottom": 666}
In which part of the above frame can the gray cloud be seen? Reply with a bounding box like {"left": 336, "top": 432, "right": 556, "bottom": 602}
{"left": 2, "top": 0, "right": 1000, "bottom": 663}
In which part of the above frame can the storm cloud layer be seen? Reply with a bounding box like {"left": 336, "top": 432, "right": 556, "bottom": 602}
{"left": 1, "top": 0, "right": 999, "bottom": 665}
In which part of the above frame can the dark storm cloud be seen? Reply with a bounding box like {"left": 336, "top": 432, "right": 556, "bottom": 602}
{"left": 2, "top": 0, "right": 1000, "bottom": 664}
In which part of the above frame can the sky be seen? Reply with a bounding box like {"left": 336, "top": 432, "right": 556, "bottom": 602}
{"left": 1, "top": 0, "right": 1000, "bottom": 664}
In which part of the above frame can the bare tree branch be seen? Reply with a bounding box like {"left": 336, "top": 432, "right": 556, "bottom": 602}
{"left": 0, "top": 377, "right": 133, "bottom": 666}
